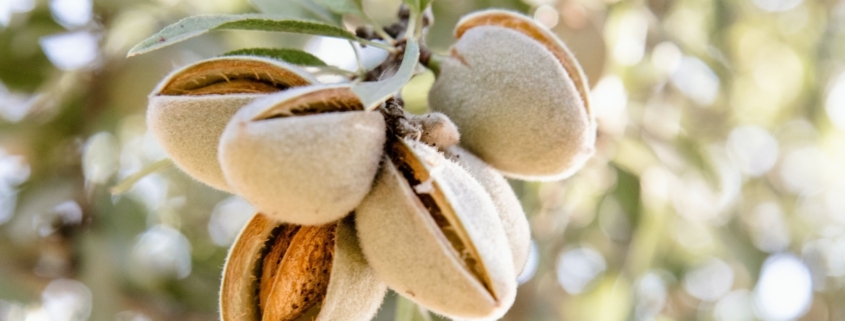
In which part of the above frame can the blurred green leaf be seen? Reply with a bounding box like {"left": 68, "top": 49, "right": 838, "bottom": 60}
{"left": 420, "top": 0, "right": 432, "bottom": 10}
{"left": 395, "top": 296, "right": 431, "bottom": 321}
{"left": 402, "top": 0, "right": 419, "bottom": 12}
{"left": 353, "top": 40, "right": 419, "bottom": 109}
{"left": 613, "top": 165, "right": 641, "bottom": 226}
{"left": 313, "top": 0, "right": 364, "bottom": 14}
{"left": 402, "top": 0, "right": 431, "bottom": 12}
{"left": 128, "top": 14, "right": 356, "bottom": 57}
{"left": 250, "top": 0, "right": 343, "bottom": 25}
{"left": 0, "top": 8, "right": 64, "bottom": 92}
{"left": 221, "top": 48, "right": 327, "bottom": 66}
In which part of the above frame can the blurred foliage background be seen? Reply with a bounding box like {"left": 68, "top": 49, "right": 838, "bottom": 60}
{"left": 1, "top": 0, "right": 845, "bottom": 320}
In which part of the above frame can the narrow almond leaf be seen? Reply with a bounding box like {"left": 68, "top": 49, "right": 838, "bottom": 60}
{"left": 128, "top": 14, "right": 356, "bottom": 57}
{"left": 352, "top": 39, "right": 419, "bottom": 109}
{"left": 110, "top": 159, "right": 173, "bottom": 195}
{"left": 250, "top": 0, "right": 342, "bottom": 25}
{"left": 312, "top": 0, "right": 363, "bottom": 14}
{"left": 222, "top": 48, "right": 327, "bottom": 66}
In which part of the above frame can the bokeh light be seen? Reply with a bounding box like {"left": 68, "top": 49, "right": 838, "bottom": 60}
{"left": 726, "top": 126, "right": 779, "bottom": 177}
{"left": 207, "top": 196, "right": 255, "bottom": 247}
{"left": 0, "top": 148, "right": 29, "bottom": 225}
{"left": 752, "top": 0, "right": 802, "bottom": 12}
{"left": 130, "top": 225, "right": 192, "bottom": 283}
{"left": 39, "top": 279, "right": 93, "bottom": 321}
{"left": 39, "top": 31, "right": 99, "bottom": 70}
{"left": 556, "top": 247, "right": 607, "bottom": 294}
{"left": 779, "top": 146, "right": 830, "bottom": 195}
{"left": 753, "top": 254, "right": 812, "bottom": 320}
{"left": 633, "top": 272, "right": 667, "bottom": 320}
{"left": 516, "top": 240, "right": 539, "bottom": 285}
{"left": 671, "top": 57, "right": 720, "bottom": 106}
{"left": 745, "top": 202, "right": 790, "bottom": 253}
{"left": 683, "top": 258, "right": 734, "bottom": 302}
{"left": 825, "top": 71, "right": 845, "bottom": 131}
{"left": 714, "top": 290, "right": 756, "bottom": 321}
{"left": 49, "top": 0, "right": 92, "bottom": 28}
{"left": 533, "top": 5, "right": 559, "bottom": 29}
{"left": 0, "top": 0, "right": 34, "bottom": 27}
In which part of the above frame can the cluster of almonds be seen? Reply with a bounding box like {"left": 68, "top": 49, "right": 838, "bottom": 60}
{"left": 146, "top": 9, "right": 593, "bottom": 321}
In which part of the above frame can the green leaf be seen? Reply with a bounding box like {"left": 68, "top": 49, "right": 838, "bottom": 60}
{"left": 221, "top": 48, "right": 327, "bottom": 66}
{"left": 419, "top": 0, "right": 432, "bottom": 10}
{"left": 128, "top": 14, "right": 356, "bottom": 57}
{"left": 394, "top": 296, "right": 432, "bottom": 321}
{"left": 402, "top": 0, "right": 419, "bottom": 12}
{"left": 402, "top": 0, "right": 430, "bottom": 12}
{"left": 353, "top": 40, "right": 419, "bottom": 109}
{"left": 250, "top": 0, "right": 342, "bottom": 25}
{"left": 312, "top": 0, "right": 363, "bottom": 14}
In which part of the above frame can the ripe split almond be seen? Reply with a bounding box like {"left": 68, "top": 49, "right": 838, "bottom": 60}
{"left": 148, "top": 56, "right": 316, "bottom": 191}
{"left": 220, "top": 213, "right": 386, "bottom": 321}
{"left": 446, "top": 146, "right": 531, "bottom": 275}
{"left": 428, "top": 9, "right": 596, "bottom": 181}
{"left": 356, "top": 139, "right": 517, "bottom": 319}
{"left": 218, "top": 84, "right": 386, "bottom": 226}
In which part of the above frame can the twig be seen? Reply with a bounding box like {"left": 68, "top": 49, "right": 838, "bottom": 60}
{"left": 358, "top": 38, "right": 398, "bottom": 53}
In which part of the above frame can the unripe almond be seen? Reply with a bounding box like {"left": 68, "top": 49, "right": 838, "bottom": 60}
{"left": 355, "top": 139, "right": 516, "bottom": 319}
{"left": 410, "top": 112, "right": 461, "bottom": 150}
{"left": 218, "top": 84, "right": 386, "bottom": 225}
{"left": 428, "top": 9, "right": 596, "bottom": 181}
{"left": 220, "top": 213, "right": 386, "bottom": 321}
{"left": 148, "top": 56, "right": 316, "bottom": 191}
{"left": 447, "top": 146, "right": 531, "bottom": 275}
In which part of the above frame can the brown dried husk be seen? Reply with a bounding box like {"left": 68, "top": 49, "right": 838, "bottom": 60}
{"left": 148, "top": 56, "right": 316, "bottom": 191}
{"left": 429, "top": 10, "right": 596, "bottom": 181}
{"left": 220, "top": 213, "right": 386, "bottom": 321}
{"left": 218, "top": 85, "right": 386, "bottom": 226}
{"left": 356, "top": 139, "right": 516, "bottom": 319}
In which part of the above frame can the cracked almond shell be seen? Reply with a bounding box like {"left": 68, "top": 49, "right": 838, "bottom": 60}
{"left": 218, "top": 85, "right": 386, "bottom": 225}
{"left": 220, "top": 213, "right": 386, "bottom": 321}
{"left": 148, "top": 56, "right": 316, "bottom": 191}
{"left": 428, "top": 9, "right": 596, "bottom": 181}
{"left": 448, "top": 146, "right": 530, "bottom": 275}
{"left": 355, "top": 139, "right": 516, "bottom": 319}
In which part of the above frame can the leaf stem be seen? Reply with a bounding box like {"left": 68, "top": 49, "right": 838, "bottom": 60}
{"left": 358, "top": 38, "right": 398, "bottom": 53}
{"left": 349, "top": 40, "right": 367, "bottom": 75}
{"left": 405, "top": 11, "right": 418, "bottom": 41}
{"left": 421, "top": 50, "right": 443, "bottom": 77}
